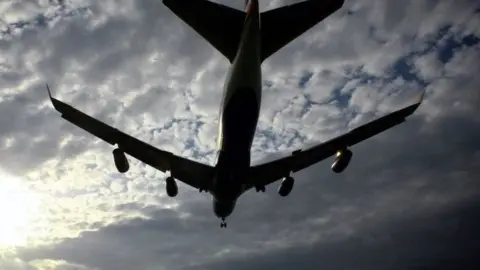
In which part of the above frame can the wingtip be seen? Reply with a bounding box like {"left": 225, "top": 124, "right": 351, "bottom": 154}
{"left": 417, "top": 89, "right": 426, "bottom": 104}
{"left": 46, "top": 83, "right": 61, "bottom": 111}
{"left": 414, "top": 89, "right": 426, "bottom": 107}
{"left": 408, "top": 89, "right": 426, "bottom": 114}
{"left": 46, "top": 84, "right": 53, "bottom": 99}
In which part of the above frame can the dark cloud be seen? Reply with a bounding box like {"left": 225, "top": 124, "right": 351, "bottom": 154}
{"left": 196, "top": 198, "right": 480, "bottom": 270}
{"left": 17, "top": 103, "right": 480, "bottom": 269}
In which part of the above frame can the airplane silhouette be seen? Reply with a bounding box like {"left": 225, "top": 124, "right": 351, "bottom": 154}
{"left": 48, "top": 0, "right": 424, "bottom": 228}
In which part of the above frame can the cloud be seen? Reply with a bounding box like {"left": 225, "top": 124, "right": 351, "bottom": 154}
{"left": 194, "top": 198, "right": 480, "bottom": 270}
{"left": 0, "top": 0, "right": 478, "bottom": 269}
{"left": 0, "top": 258, "right": 95, "bottom": 270}
{"left": 17, "top": 102, "right": 480, "bottom": 270}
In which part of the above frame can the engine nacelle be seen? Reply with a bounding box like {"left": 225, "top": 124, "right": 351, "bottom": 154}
{"left": 166, "top": 176, "right": 178, "bottom": 197}
{"left": 278, "top": 176, "right": 294, "bottom": 197}
{"left": 113, "top": 148, "right": 129, "bottom": 173}
{"left": 331, "top": 149, "right": 352, "bottom": 173}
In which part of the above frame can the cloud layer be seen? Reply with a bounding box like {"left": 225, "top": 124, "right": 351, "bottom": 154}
{"left": 0, "top": 0, "right": 479, "bottom": 269}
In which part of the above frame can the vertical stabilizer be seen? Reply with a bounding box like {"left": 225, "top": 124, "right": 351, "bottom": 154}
{"left": 244, "top": 0, "right": 258, "bottom": 12}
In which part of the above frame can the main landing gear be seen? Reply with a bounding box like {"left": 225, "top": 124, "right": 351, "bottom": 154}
{"left": 220, "top": 218, "right": 227, "bottom": 228}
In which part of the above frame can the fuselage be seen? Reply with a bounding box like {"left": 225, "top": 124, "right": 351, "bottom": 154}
{"left": 211, "top": 0, "right": 261, "bottom": 219}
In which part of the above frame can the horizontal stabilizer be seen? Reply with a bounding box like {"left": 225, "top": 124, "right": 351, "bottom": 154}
{"left": 260, "top": 0, "right": 345, "bottom": 61}
{"left": 163, "top": 0, "right": 246, "bottom": 62}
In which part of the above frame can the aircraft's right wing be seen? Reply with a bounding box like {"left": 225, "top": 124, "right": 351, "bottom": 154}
{"left": 47, "top": 86, "right": 215, "bottom": 191}
{"left": 247, "top": 92, "right": 425, "bottom": 190}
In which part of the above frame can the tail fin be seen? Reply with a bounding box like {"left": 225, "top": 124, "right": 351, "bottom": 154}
{"left": 163, "top": 0, "right": 246, "bottom": 62}
{"left": 260, "top": 0, "right": 345, "bottom": 61}
{"left": 244, "top": 0, "right": 258, "bottom": 12}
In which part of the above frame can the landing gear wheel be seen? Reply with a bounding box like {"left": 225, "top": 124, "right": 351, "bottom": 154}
{"left": 220, "top": 218, "right": 227, "bottom": 228}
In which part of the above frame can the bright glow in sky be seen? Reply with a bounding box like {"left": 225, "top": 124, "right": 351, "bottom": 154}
{"left": 0, "top": 171, "right": 41, "bottom": 249}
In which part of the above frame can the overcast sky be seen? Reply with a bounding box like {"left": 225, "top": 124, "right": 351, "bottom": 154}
{"left": 0, "top": 0, "right": 479, "bottom": 269}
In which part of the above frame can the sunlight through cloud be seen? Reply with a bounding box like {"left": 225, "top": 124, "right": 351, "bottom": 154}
{"left": 0, "top": 171, "right": 41, "bottom": 250}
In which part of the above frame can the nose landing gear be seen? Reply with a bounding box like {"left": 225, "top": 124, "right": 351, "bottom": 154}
{"left": 220, "top": 218, "right": 227, "bottom": 228}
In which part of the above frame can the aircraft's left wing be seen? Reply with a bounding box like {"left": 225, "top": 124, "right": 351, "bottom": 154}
{"left": 47, "top": 85, "right": 214, "bottom": 190}
{"left": 247, "top": 92, "right": 425, "bottom": 190}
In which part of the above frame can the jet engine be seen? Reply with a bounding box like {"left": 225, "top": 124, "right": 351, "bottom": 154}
{"left": 166, "top": 176, "right": 178, "bottom": 197}
{"left": 331, "top": 149, "right": 352, "bottom": 173}
{"left": 113, "top": 148, "right": 129, "bottom": 173}
{"left": 278, "top": 176, "right": 294, "bottom": 197}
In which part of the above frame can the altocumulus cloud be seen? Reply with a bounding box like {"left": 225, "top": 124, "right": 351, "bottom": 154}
{"left": 0, "top": 0, "right": 479, "bottom": 269}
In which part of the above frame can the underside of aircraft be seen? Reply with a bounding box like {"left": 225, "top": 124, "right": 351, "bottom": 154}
{"left": 47, "top": 0, "right": 425, "bottom": 228}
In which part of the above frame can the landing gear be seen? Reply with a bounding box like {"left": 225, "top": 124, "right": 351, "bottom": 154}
{"left": 255, "top": 186, "right": 266, "bottom": 192}
{"left": 220, "top": 218, "right": 227, "bottom": 228}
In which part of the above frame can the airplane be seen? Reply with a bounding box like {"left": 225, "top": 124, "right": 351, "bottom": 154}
{"left": 47, "top": 0, "right": 425, "bottom": 228}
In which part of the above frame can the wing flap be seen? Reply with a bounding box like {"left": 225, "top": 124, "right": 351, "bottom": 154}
{"left": 48, "top": 86, "right": 214, "bottom": 190}
{"left": 248, "top": 94, "right": 424, "bottom": 188}
{"left": 51, "top": 95, "right": 118, "bottom": 145}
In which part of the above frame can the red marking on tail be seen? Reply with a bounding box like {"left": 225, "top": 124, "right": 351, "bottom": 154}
{"left": 244, "top": 0, "right": 250, "bottom": 11}
{"left": 243, "top": 0, "right": 258, "bottom": 23}
{"left": 244, "top": 0, "right": 257, "bottom": 14}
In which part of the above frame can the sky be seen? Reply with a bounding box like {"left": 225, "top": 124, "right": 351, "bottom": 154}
{"left": 0, "top": 0, "right": 479, "bottom": 269}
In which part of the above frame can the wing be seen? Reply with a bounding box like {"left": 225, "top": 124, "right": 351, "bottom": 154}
{"left": 248, "top": 92, "right": 425, "bottom": 189}
{"left": 163, "top": 0, "right": 246, "bottom": 62}
{"left": 47, "top": 85, "right": 214, "bottom": 190}
{"left": 260, "top": 0, "right": 344, "bottom": 61}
